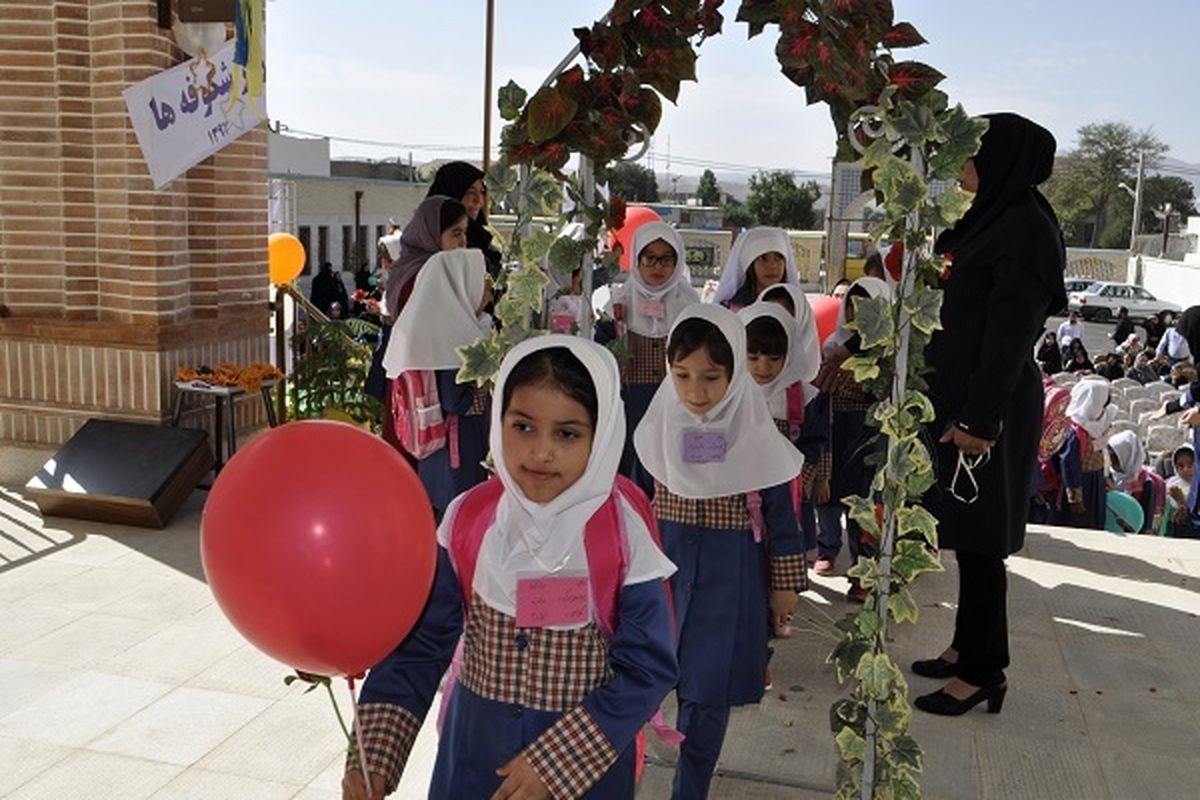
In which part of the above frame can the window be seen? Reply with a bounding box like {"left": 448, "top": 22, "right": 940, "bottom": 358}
{"left": 298, "top": 226, "right": 312, "bottom": 274}
{"left": 358, "top": 226, "right": 369, "bottom": 266}
{"left": 341, "top": 225, "right": 352, "bottom": 268}
{"left": 317, "top": 226, "right": 329, "bottom": 266}
{"left": 375, "top": 225, "right": 386, "bottom": 265}
{"left": 1100, "top": 285, "right": 1115, "bottom": 297}
{"left": 1136, "top": 288, "right": 1154, "bottom": 300}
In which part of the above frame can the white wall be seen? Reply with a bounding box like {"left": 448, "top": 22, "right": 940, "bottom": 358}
{"left": 268, "top": 132, "right": 331, "bottom": 177}
{"left": 1139, "top": 255, "right": 1200, "bottom": 309}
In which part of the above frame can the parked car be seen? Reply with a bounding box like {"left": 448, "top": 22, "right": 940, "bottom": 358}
{"left": 1064, "top": 277, "right": 1093, "bottom": 294}
{"left": 1066, "top": 282, "right": 1181, "bottom": 322}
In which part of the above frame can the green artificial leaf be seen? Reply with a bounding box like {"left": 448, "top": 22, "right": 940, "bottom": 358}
{"left": 497, "top": 80, "right": 528, "bottom": 122}
{"left": 830, "top": 635, "right": 872, "bottom": 682}
{"left": 526, "top": 86, "right": 578, "bottom": 144}
{"left": 887, "top": 587, "right": 920, "bottom": 624}
{"left": 934, "top": 184, "right": 976, "bottom": 227}
{"left": 901, "top": 389, "right": 936, "bottom": 424}
{"left": 842, "top": 355, "right": 880, "bottom": 383}
{"left": 874, "top": 693, "right": 913, "bottom": 735}
{"left": 850, "top": 294, "right": 894, "bottom": 350}
{"left": 883, "top": 21, "right": 927, "bottom": 49}
{"left": 874, "top": 157, "right": 928, "bottom": 218}
{"left": 861, "top": 137, "right": 897, "bottom": 171}
{"left": 830, "top": 697, "right": 866, "bottom": 734}
{"left": 856, "top": 609, "right": 883, "bottom": 639}
{"left": 887, "top": 734, "right": 924, "bottom": 772}
{"left": 891, "top": 539, "right": 944, "bottom": 583}
{"left": 855, "top": 651, "right": 902, "bottom": 701}
{"left": 547, "top": 235, "right": 585, "bottom": 276}
{"left": 504, "top": 262, "right": 550, "bottom": 313}
{"left": 844, "top": 496, "right": 882, "bottom": 541}
{"left": 457, "top": 334, "right": 503, "bottom": 387}
{"left": 886, "top": 100, "right": 938, "bottom": 148}
{"left": 896, "top": 505, "right": 938, "bottom": 546}
{"left": 835, "top": 725, "right": 867, "bottom": 763}
{"left": 892, "top": 769, "right": 922, "bottom": 800}
{"left": 903, "top": 284, "right": 943, "bottom": 335}
{"left": 929, "top": 104, "right": 990, "bottom": 180}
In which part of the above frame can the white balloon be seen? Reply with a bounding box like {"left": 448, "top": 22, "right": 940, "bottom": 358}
{"left": 172, "top": 21, "right": 227, "bottom": 59}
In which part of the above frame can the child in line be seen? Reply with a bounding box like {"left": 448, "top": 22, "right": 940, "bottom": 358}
{"left": 1107, "top": 430, "right": 1166, "bottom": 535}
{"left": 345, "top": 336, "right": 678, "bottom": 799}
{"left": 759, "top": 284, "right": 830, "bottom": 566}
{"left": 712, "top": 226, "right": 799, "bottom": 310}
{"left": 1050, "top": 379, "right": 1116, "bottom": 529}
{"left": 814, "top": 277, "right": 891, "bottom": 595}
{"left": 633, "top": 304, "right": 807, "bottom": 799}
{"left": 1168, "top": 445, "right": 1195, "bottom": 537}
{"left": 604, "top": 222, "right": 700, "bottom": 496}
{"left": 544, "top": 222, "right": 591, "bottom": 334}
{"left": 382, "top": 249, "right": 494, "bottom": 520}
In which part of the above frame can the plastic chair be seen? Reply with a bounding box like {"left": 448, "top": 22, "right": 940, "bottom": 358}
{"left": 1129, "top": 398, "right": 1158, "bottom": 422}
{"left": 1147, "top": 425, "right": 1187, "bottom": 456}
{"left": 1123, "top": 386, "right": 1152, "bottom": 404}
{"left": 1052, "top": 372, "right": 1079, "bottom": 386}
{"left": 1109, "top": 419, "right": 1139, "bottom": 437}
{"left": 1112, "top": 377, "right": 1140, "bottom": 391}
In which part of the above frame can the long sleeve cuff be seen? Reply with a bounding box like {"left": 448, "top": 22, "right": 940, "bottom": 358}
{"left": 771, "top": 553, "right": 809, "bottom": 592}
{"left": 343, "top": 702, "right": 422, "bottom": 796}
{"left": 524, "top": 706, "right": 618, "bottom": 799}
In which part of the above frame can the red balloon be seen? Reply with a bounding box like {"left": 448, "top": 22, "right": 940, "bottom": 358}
{"left": 607, "top": 206, "right": 663, "bottom": 271}
{"left": 809, "top": 295, "right": 842, "bottom": 345}
{"left": 201, "top": 420, "right": 437, "bottom": 677}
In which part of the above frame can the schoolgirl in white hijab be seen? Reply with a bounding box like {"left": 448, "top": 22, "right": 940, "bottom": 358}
{"left": 1066, "top": 379, "right": 1118, "bottom": 448}
{"left": 382, "top": 249, "right": 493, "bottom": 377}
{"left": 737, "top": 302, "right": 819, "bottom": 419}
{"left": 611, "top": 221, "right": 700, "bottom": 338}
{"left": 824, "top": 276, "right": 892, "bottom": 353}
{"left": 756, "top": 283, "right": 822, "bottom": 390}
{"left": 442, "top": 334, "right": 676, "bottom": 626}
{"left": 1107, "top": 430, "right": 1147, "bottom": 488}
{"left": 634, "top": 304, "right": 805, "bottom": 499}
{"left": 712, "top": 226, "right": 799, "bottom": 308}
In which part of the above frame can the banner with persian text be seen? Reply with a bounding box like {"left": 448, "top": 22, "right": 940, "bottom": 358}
{"left": 123, "top": 41, "right": 267, "bottom": 190}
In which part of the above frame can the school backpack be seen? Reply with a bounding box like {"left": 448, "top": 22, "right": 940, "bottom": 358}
{"left": 438, "top": 474, "right": 682, "bottom": 762}
{"left": 390, "top": 370, "right": 452, "bottom": 461}
{"left": 1039, "top": 382, "right": 1071, "bottom": 462}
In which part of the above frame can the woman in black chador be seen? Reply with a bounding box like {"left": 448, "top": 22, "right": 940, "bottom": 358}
{"left": 914, "top": 113, "right": 1067, "bottom": 716}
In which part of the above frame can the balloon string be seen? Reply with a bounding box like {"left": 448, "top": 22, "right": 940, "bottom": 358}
{"left": 347, "top": 677, "right": 372, "bottom": 792}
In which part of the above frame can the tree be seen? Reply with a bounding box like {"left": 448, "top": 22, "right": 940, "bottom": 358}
{"left": 745, "top": 171, "right": 821, "bottom": 230}
{"left": 607, "top": 162, "right": 659, "bottom": 202}
{"left": 1044, "top": 121, "right": 1169, "bottom": 247}
{"left": 721, "top": 196, "right": 755, "bottom": 228}
{"left": 696, "top": 168, "right": 722, "bottom": 205}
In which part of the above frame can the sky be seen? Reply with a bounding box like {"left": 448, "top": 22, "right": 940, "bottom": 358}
{"left": 264, "top": 1, "right": 1200, "bottom": 181}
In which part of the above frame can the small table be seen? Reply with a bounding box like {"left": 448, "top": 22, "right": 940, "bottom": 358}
{"left": 171, "top": 379, "right": 279, "bottom": 472}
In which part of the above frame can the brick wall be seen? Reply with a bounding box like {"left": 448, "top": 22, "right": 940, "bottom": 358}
{"left": 0, "top": 2, "right": 271, "bottom": 447}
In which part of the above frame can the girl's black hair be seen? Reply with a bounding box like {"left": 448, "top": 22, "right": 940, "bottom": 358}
{"left": 668, "top": 318, "right": 735, "bottom": 380}
{"left": 502, "top": 347, "right": 598, "bottom": 428}
{"left": 746, "top": 316, "right": 789, "bottom": 358}
{"left": 848, "top": 284, "right": 871, "bottom": 300}
{"left": 1174, "top": 448, "right": 1195, "bottom": 466}
{"left": 439, "top": 198, "right": 469, "bottom": 232}
{"left": 761, "top": 285, "right": 796, "bottom": 315}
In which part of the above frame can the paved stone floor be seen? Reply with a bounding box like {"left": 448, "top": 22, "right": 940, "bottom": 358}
{"left": 3, "top": 444, "right": 1200, "bottom": 799}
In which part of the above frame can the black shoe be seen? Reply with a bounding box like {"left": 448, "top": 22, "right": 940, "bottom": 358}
{"left": 914, "top": 683, "right": 1006, "bottom": 716}
{"left": 911, "top": 656, "right": 957, "bottom": 679}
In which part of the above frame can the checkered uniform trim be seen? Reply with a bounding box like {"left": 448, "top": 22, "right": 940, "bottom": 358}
{"left": 832, "top": 382, "right": 874, "bottom": 412}
{"left": 343, "top": 702, "right": 421, "bottom": 796}
{"left": 814, "top": 449, "right": 833, "bottom": 482}
{"left": 653, "top": 482, "right": 752, "bottom": 530}
{"left": 466, "top": 385, "right": 490, "bottom": 416}
{"left": 623, "top": 331, "right": 668, "bottom": 385}
{"left": 774, "top": 418, "right": 791, "bottom": 437}
{"left": 771, "top": 553, "right": 809, "bottom": 592}
{"left": 524, "top": 705, "right": 619, "bottom": 800}
{"left": 1081, "top": 447, "right": 1105, "bottom": 473}
{"left": 459, "top": 594, "right": 613, "bottom": 712}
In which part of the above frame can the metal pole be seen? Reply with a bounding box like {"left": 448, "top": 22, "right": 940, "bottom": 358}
{"left": 1129, "top": 151, "right": 1145, "bottom": 254}
{"left": 579, "top": 156, "right": 596, "bottom": 340}
{"left": 482, "top": 0, "right": 496, "bottom": 171}
{"left": 274, "top": 285, "right": 287, "bottom": 424}
{"left": 1161, "top": 203, "right": 1173, "bottom": 257}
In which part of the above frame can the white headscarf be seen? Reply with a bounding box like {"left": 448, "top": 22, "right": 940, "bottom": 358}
{"left": 756, "top": 283, "right": 822, "bottom": 389}
{"left": 712, "top": 226, "right": 798, "bottom": 306}
{"left": 378, "top": 232, "right": 402, "bottom": 262}
{"left": 1107, "top": 430, "right": 1146, "bottom": 487}
{"left": 738, "top": 302, "right": 816, "bottom": 418}
{"left": 826, "top": 276, "right": 892, "bottom": 352}
{"left": 438, "top": 335, "right": 675, "bottom": 625}
{"left": 543, "top": 222, "right": 591, "bottom": 332}
{"left": 1066, "top": 379, "right": 1118, "bottom": 444}
{"left": 382, "top": 249, "right": 492, "bottom": 376}
{"left": 611, "top": 222, "right": 699, "bottom": 337}
{"left": 634, "top": 304, "right": 805, "bottom": 499}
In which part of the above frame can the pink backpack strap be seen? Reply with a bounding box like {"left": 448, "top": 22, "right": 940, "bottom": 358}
{"left": 785, "top": 382, "right": 806, "bottom": 440}
{"left": 447, "top": 477, "right": 504, "bottom": 601}
{"left": 448, "top": 414, "right": 461, "bottom": 469}
{"left": 746, "top": 490, "right": 765, "bottom": 543}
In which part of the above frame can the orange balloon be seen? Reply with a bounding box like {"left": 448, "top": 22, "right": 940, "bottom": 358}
{"left": 268, "top": 232, "right": 306, "bottom": 285}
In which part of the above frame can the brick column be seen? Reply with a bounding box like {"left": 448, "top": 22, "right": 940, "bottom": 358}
{"left": 0, "top": 1, "right": 270, "bottom": 446}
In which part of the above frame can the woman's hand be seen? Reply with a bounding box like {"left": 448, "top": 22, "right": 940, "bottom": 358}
{"left": 492, "top": 756, "right": 550, "bottom": 800}
{"left": 342, "top": 769, "right": 386, "bottom": 800}
{"left": 1181, "top": 407, "right": 1200, "bottom": 428}
{"left": 814, "top": 478, "right": 832, "bottom": 506}
{"left": 939, "top": 425, "right": 993, "bottom": 455}
{"left": 1069, "top": 499, "right": 1087, "bottom": 516}
{"left": 1149, "top": 403, "right": 1171, "bottom": 422}
{"left": 770, "top": 590, "right": 799, "bottom": 637}
{"left": 815, "top": 344, "right": 853, "bottom": 393}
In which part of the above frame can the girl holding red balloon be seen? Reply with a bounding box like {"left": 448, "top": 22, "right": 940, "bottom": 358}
{"left": 344, "top": 335, "right": 678, "bottom": 799}
{"left": 601, "top": 222, "right": 700, "bottom": 498}
{"left": 712, "top": 226, "right": 800, "bottom": 311}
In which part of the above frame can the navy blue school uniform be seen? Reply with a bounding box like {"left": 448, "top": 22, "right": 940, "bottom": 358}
{"left": 417, "top": 370, "right": 489, "bottom": 517}
{"left": 1049, "top": 427, "right": 1106, "bottom": 530}
{"left": 794, "top": 391, "right": 833, "bottom": 553}
{"left": 654, "top": 482, "right": 807, "bottom": 799}
{"left": 352, "top": 545, "right": 678, "bottom": 798}
{"left": 598, "top": 320, "right": 667, "bottom": 499}
{"left": 818, "top": 382, "right": 880, "bottom": 562}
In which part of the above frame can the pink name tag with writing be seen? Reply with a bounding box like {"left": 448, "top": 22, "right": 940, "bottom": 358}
{"left": 551, "top": 313, "right": 575, "bottom": 333}
{"left": 635, "top": 296, "right": 666, "bottom": 319}
{"left": 516, "top": 574, "right": 590, "bottom": 628}
{"left": 682, "top": 429, "right": 727, "bottom": 463}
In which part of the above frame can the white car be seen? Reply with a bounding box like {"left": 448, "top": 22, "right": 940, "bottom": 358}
{"left": 1066, "top": 282, "right": 1180, "bottom": 322}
